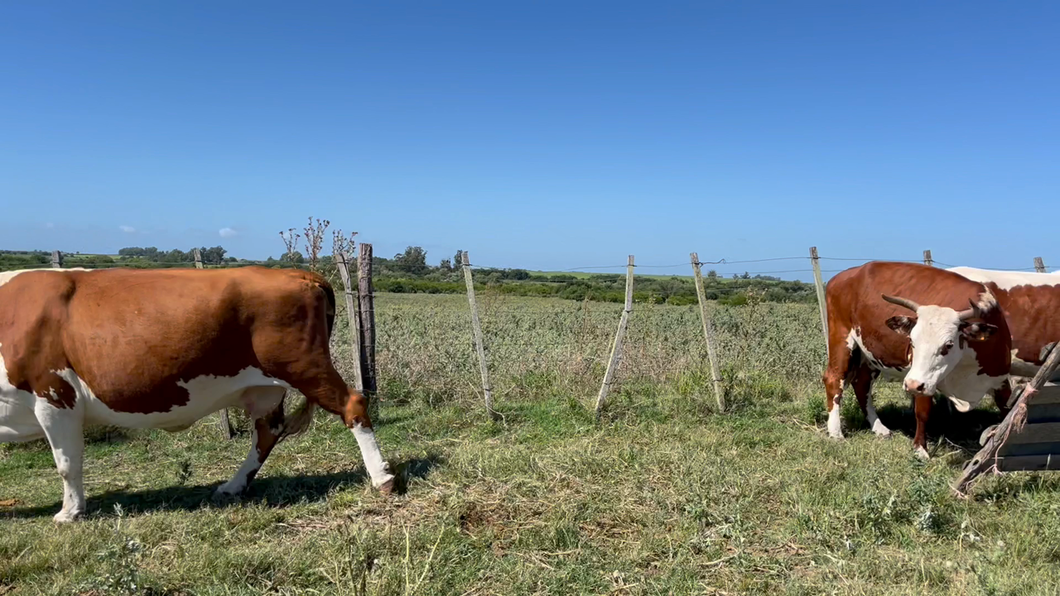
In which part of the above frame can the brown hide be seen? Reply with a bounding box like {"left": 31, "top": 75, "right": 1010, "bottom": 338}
{"left": 0, "top": 267, "right": 338, "bottom": 415}
{"left": 977, "top": 281, "right": 1060, "bottom": 366}
{"left": 825, "top": 262, "right": 1011, "bottom": 380}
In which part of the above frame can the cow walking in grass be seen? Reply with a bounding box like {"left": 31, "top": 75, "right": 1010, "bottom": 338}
{"left": 0, "top": 267, "right": 394, "bottom": 522}
{"left": 822, "top": 262, "right": 1012, "bottom": 458}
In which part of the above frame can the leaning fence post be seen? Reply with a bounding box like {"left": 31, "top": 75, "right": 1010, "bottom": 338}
{"left": 595, "top": 255, "right": 635, "bottom": 421}
{"left": 810, "top": 247, "right": 829, "bottom": 358}
{"left": 51, "top": 251, "right": 63, "bottom": 269}
{"left": 335, "top": 251, "right": 365, "bottom": 393}
{"left": 358, "top": 243, "right": 378, "bottom": 397}
{"left": 1035, "top": 257, "right": 1047, "bottom": 273}
{"left": 690, "top": 253, "right": 725, "bottom": 412}
{"left": 461, "top": 251, "right": 497, "bottom": 419}
{"left": 193, "top": 248, "right": 203, "bottom": 270}
{"left": 923, "top": 250, "right": 933, "bottom": 267}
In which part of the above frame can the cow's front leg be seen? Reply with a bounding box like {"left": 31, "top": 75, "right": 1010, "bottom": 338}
{"left": 34, "top": 401, "right": 86, "bottom": 522}
{"left": 912, "top": 393, "right": 932, "bottom": 459}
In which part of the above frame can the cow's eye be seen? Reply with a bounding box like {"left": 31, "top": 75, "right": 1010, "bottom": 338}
{"left": 940, "top": 341, "right": 954, "bottom": 356}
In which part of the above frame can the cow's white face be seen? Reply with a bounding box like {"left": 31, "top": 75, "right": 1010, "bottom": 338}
{"left": 886, "top": 305, "right": 998, "bottom": 396}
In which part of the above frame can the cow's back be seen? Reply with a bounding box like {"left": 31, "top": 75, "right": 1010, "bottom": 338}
{"left": 0, "top": 267, "right": 335, "bottom": 416}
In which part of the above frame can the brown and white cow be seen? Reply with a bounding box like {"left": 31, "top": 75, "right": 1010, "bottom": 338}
{"left": 947, "top": 266, "right": 1060, "bottom": 382}
{"left": 0, "top": 266, "right": 394, "bottom": 522}
{"left": 823, "top": 262, "right": 1012, "bottom": 458}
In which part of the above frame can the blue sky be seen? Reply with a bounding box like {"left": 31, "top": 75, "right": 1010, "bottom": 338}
{"left": 2, "top": 1, "right": 1058, "bottom": 280}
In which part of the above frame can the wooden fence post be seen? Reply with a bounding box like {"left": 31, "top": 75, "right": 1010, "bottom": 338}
{"left": 193, "top": 248, "right": 203, "bottom": 269}
{"left": 810, "top": 247, "right": 829, "bottom": 358}
{"left": 690, "top": 253, "right": 725, "bottom": 412}
{"left": 595, "top": 255, "right": 635, "bottom": 421}
{"left": 358, "top": 243, "right": 378, "bottom": 397}
{"left": 335, "top": 251, "right": 365, "bottom": 393}
{"left": 1035, "top": 257, "right": 1047, "bottom": 273}
{"left": 923, "top": 250, "right": 933, "bottom": 267}
{"left": 461, "top": 251, "right": 496, "bottom": 419}
{"left": 51, "top": 251, "right": 63, "bottom": 268}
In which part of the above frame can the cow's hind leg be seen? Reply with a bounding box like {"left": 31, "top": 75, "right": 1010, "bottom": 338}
{"left": 853, "top": 364, "right": 890, "bottom": 437}
{"left": 216, "top": 387, "right": 287, "bottom": 497}
{"left": 34, "top": 401, "right": 86, "bottom": 523}
{"left": 297, "top": 372, "right": 395, "bottom": 492}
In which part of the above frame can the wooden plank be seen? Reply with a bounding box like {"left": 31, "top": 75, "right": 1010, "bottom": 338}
{"left": 995, "top": 441, "right": 1060, "bottom": 457}
{"left": 1035, "top": 257, "right": 1047, "bottom": 273}
{"left": 997, "top": 454, "right": 1060, "bottom": 472}
{"left": 1025, "top": 402, "right": 1060, "bottom": 424}
{"left": 462, "top": 251, "right": 497, "bottom": 419}
{"left": 994, "top": 422, "right": 1060, "bottom": 445}
{"left": 689, "top": 253, "right": 725, "bottom": 412}
{"left": 1007, "top": 383, "right": 1060, "bottom": 405}
{"left": 358, "top": 243, "right": 378, "bottom": 396}
{"left": 51, "top": 251, "right": 63, "bottom": 269}
{"left": 809, "top": 247, "right": 829, "bottom": 357}
{"left": 955, "top": 347, "right": 1060, "bottom": 493}
{"left": 595, "top": 255, "right": 635, "bottom": 421}
{"left": 335, "top": 251, "right": 364, "bottom": 392}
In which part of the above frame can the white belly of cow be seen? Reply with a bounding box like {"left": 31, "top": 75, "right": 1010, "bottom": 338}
{"left": 61, "top": 367, "right": 290, "bottom": 431}
{"left": 3, "top": 341, "right": 291, "bottom": 440}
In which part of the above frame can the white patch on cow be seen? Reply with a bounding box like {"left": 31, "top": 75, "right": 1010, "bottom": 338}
{"left": 948, "top": 266, "right": 1060, "bottom": 290}
{"left": 914, "top": 445, "right": 930, "bottom": 460}
{"left": 216, "top": 427, "right": 263, "bottom": 496}
{"left": 847, "top": 328, "right": 905, "bottom": 380}
{"left": 49, "top": 367, "right": 291, "bottom": 430}
{"left": 352, "top": 423, "right": 394, "bottom": 488}
{"left": 0, "top": 346, "right": 46, "bottom": 442}
{"left": 827, "top": 395, "right": 843, "bottom": 439}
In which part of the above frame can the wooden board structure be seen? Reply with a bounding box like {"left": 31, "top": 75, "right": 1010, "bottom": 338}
{"left": 955, "top": 345, "right": 1060, "bottom": 492}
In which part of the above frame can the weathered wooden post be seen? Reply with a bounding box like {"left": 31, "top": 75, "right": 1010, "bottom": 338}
{"left": 335, "top": 251, "right": 365, "bottom": 392}
{"left": 461, "top": 251, "right": 496, "bottom": 419}
{"left": 809, "top": 247, "right": 829, "bottom": 357}
{"left": 923, "top": 250, "right": 933, "bottom": 267}
{"left": 1035, "top": 257, "right": 1047, "bottom": 273}
{"left": 690, "top": 253, "right": 725, "bottom": 412}
{"left": 595, "top": 255, "right": 635, "bottom": 421}
{"left": 357, "top": 243, "right": 378, "bottom": 397}
{"left": 51, "top": 251, "right": 63, "bottom": 268}
{"left": 193, "top": 248, "right": 203, "bottom": 269}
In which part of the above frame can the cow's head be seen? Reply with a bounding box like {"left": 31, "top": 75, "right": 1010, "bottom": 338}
{"left": 882, "top": 293, "right": 1000, "bottom": 396}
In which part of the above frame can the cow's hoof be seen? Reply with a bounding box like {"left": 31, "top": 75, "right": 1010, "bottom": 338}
{"left": 914, "top": 446, "right": 930, "bottom": 460}
{"left": 53, "top": 509, "right": 83, "bottom": 524}
{"left": 871, "top": 422, "right": 892, "bottom": 438}
{"left": 212, "top": 484, "right": 244, "bottom": 502}
{"left": 377, "top": 477, "right": 396, "bottom": 495}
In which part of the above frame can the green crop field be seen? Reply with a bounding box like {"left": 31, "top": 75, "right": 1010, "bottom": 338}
{"left": 2, "top": 293, "right": 1058, "bottom": 595}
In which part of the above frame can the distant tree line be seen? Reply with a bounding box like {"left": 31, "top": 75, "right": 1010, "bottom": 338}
{"left": 1, "top": 244, "right": 815, "bottom": 305}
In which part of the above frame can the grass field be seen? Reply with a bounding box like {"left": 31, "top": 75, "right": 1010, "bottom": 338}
{"left": 2, "top": 293, "right": 1059, "bottom": 595}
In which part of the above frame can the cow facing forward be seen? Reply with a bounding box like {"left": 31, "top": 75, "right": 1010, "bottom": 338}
{"left": 823, "top": 262, "right": 1012, "bottom": 458}
{"left": 0, "top": 267, "right": 395, "bottom": 522}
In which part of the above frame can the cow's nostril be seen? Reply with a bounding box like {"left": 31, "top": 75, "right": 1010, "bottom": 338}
{"left": 916, "top": 383, "right": 926, "bottom": 393}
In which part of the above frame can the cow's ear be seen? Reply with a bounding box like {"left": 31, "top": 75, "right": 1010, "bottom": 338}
{"left": 886, "top": 316, "right": 915, "bottom": 335}
{"left": 960, "top": 322, "right": 998, "bottom": 342}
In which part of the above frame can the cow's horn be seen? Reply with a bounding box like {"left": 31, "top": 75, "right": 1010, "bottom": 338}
{"left": 882, "top": 294, "right": 920, "bottom": 312}
{"left": 958, "top": 299, "right": 981, "bottom": 321}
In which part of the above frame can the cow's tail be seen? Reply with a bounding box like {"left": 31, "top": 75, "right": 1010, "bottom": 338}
{"left": 282, "top": 273, "right": 338, "bottom": 440}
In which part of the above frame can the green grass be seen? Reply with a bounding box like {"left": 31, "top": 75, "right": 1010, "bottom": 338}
{"left": 2, "top": 294, "right": 1058, "bottom": 595}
